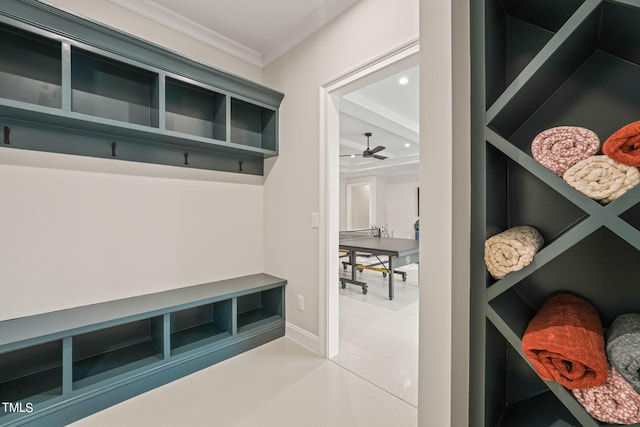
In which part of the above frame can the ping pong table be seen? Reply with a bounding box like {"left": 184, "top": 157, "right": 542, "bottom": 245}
{"left": 339, "top": 231, "right": 419, "bottom": 300}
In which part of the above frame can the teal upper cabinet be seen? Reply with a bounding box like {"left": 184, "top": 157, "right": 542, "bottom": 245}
{"left": 0, "top": 0, "right": 284, "bottom": 175}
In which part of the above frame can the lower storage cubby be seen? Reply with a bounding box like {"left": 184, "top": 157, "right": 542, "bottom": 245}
{"left": 170, "top": 299, "right": 233, "bottom": 355}
{"left": 72, "top": 317, "right": 163, "bottom": 389}
{"left": 0, "top": 340, "right": 62, "bottom": 413}
{"left": 237, "top": 287, "right": 283, "bottom": 333}
{"left": 0, "top": 273, "right": 285, "bottom": 426}
{"left": 485, "top": 321, "right": 583, "bottom": 427}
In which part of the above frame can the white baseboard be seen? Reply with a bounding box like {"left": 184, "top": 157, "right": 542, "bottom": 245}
{"left": 285, "top": 322, "right": 320, "bottom": 354}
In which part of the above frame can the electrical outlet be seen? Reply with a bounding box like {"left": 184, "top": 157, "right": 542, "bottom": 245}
{"left": 297, "top": 295, "right": 304, "bottom": 311}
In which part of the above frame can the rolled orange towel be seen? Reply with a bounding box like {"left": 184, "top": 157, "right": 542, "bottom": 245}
{"left": 602, "top": 121, "right": 640, "bottom": 167}
{"left": 521, "top": 292, "right": 608, "bottom": 389}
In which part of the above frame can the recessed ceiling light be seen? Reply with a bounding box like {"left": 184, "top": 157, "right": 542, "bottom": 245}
{"left": 399, "top": 76, "right": 409, "bottom": 85}
{"left": 405, "top": 143, "right": 411, "bottom": 148}
{"left": 350, "top": 154, "right": 356, "bottom": 158}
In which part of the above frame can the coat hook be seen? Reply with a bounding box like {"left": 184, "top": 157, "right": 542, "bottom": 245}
{"left": 238, "top": 160, "right": 243, "bottom": 172}
{"left": 111, "top": 142, "right": 117, "bottom": 157}
{"left": 3, "top": 126, "right": 9, "bottom": 145}
{"left": 184, "top": 152, "right": 189, "bottom": 165}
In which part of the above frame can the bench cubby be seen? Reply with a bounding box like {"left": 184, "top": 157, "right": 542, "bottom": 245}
{"left": 72, "top": 316, "right": 164, "bottom": 389}
{"left": 0, "top": 273, "right": 285, "bottom": 426}
{"left": 0, "top": 340, "right": 63, "bottom": 412}
{"left": 237, "top": 286, "right": 284, "bottom": 334}
{"left": 170, "top": 299, "right": 233, "bottom": 355}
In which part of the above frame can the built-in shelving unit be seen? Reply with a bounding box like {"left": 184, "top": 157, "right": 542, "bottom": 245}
{"left": 170, "top": 300, "right": 233, "bottom": 355}
{"left": 0, "top": 273, "right": 286, "bottom": 426}
{"left": 0, "top": 0, "right": 283, "bottom": 175}
{"left": 237, "top": 286, "right": 284, "bottom": 334}
{"left": 471, "top": 0, "right": 640, "bottom": 426}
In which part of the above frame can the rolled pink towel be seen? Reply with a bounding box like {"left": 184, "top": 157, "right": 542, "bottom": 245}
{"left": 531, "top": 126, "right": 600, "bottom": 175}
{"left": 572, "top": 366, "right": 640, "bottom": 425}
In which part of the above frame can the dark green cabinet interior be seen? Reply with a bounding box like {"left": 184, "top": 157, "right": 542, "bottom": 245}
{"left": 0, "top": 274, "right": 285, "bottom": 425}
{"left": 72, "top": 317, "right": 164, "bottom": 388}
{"left": 237, "top": 286, "right": 283, "bottom": 333}
{"left": 0, "top": 24, "right": 61, "bottom": 108}
{"left": 165, "top": 77, "right": 226, "bottom": 140}
{"left": 472, "top": 0, "right": 640, "bottom": 426}
{"left": 0, "top": 340, "right": 63, "bottom": 405}
{"left": 0, "top": 0, "right": 283, "bottom": 175}
{"left": 71, "top": 48, "right": 160, "bottom": 128}
{"left": 170, "top": 299, "right": 232, "bottom": 355}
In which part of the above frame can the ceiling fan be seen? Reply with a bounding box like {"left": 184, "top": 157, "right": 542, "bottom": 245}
{"left": 341, "top": 132, "right": 387, "bottom": 160}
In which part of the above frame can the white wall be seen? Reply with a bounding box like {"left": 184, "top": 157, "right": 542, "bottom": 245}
{"left": 419, "top": 0, "right": 471, "bottom": 426}
{"left": 0, "top": 150, "right": 264, "bottom": 321}
{"left": 386, "top": 174, "right": 419, "bottom": 239}
{"left": 339, "top": 173, "right": 419, "bottom": 238}
{"left": 0, "top": 1, "right": 266, "bottom": 321}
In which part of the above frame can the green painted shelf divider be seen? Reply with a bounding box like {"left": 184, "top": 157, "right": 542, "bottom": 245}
{"left": 472, "top": 0, "right": 640, "bottom": 425}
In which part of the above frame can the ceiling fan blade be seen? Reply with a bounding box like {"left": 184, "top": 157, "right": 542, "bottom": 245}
{"left": 369, "top": 145, "right": 386, "bottom": 154}
{"left": 373, "top": 154, "right": 387, "bottom": 160}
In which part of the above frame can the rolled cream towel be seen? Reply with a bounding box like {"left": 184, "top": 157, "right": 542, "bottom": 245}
{"left": 603, "top": 121, "right": 640, "bottom": 167}
{"left": 484, "top": 225, "right": 543, "bottom": 279}
{"left": 522, "top": 292, "right": 608, "bottom": 389}
{"left": 607, "top": 314, "right": 640, "bottom": 394}
{"left": 572, "top": 366, "right": 640, "bottom": 425}
{"left": 563, "top": 155, "right": 640, "bottom": 203}
{"left": 531, "top": 126, "right": 600, "bottom": 175}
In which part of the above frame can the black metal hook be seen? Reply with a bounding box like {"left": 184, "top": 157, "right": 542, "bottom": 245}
{"left": 111, "top": 142, "right": 117, "bottom": 157}
{"left": 184, "top": 152, "right": 189, "bottom": 165}
{"left": 3, "top": 126, "right": 9, "bottom": 145}
{"left": 238, "top": 160, "right": 243, "bottom": 172}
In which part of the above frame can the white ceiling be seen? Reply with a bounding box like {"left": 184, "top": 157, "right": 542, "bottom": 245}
{"left": 339, "top": 65, "right": 419, "bottom": 177}
{"left": 107, "top": 0, "right": 419, "bottom": 178}
{"left": 108, "top": 0, "right": 360, "bottom": 67}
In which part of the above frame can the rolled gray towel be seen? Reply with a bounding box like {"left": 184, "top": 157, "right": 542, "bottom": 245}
{"left": 607, "top": 313, "right": 640, "bottom": 394}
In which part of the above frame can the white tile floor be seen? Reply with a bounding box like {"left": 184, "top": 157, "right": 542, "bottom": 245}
{"left": 70, "top": 338, "right": 417, "bottom": 427}
{"left": 70, "top": 259, "right": 419, "bottom": 427}
{"left": 334, "top": 257, "right": 419, "bottom": 407}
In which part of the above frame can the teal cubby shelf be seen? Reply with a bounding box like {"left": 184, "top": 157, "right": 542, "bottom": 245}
{"left": 72, "top": 316, "right": 164, "bottom": 389}
{"left": 71, "top": 47, "right": 160, "bottom": 128}
{"left": 0, "top": 273, "right": 286, "bottom": 426}
{"left": 170, "top": 300, "right": 233, "bottom": 356}
{"left": 472, "top": 0, "right": 640, "bottom": 426}
{"left": 0, "top": 0, "right": 283, "bottom": 175}
{"left": 0, "top": 340, "right": 63, "bottom": 405}
{"left": 0, "top": 24, "right": 61, "bottom": 109}
{"left": 237, "top": 286, "right": 284, "bottom": 334}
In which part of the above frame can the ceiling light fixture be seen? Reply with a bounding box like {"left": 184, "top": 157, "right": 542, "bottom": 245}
{"left": 399, "top": 76, "right": 409, "bottom": 85}
{"left": 405, "top": 143, "right": 411, "bottom": 148}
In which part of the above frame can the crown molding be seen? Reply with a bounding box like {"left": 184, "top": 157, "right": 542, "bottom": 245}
{"left": 108, "top": 0, "right": 263, "bottom": 67}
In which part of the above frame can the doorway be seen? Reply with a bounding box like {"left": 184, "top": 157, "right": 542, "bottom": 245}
{"left": 319, "top": 42, "right": 420, "bottom": 407}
